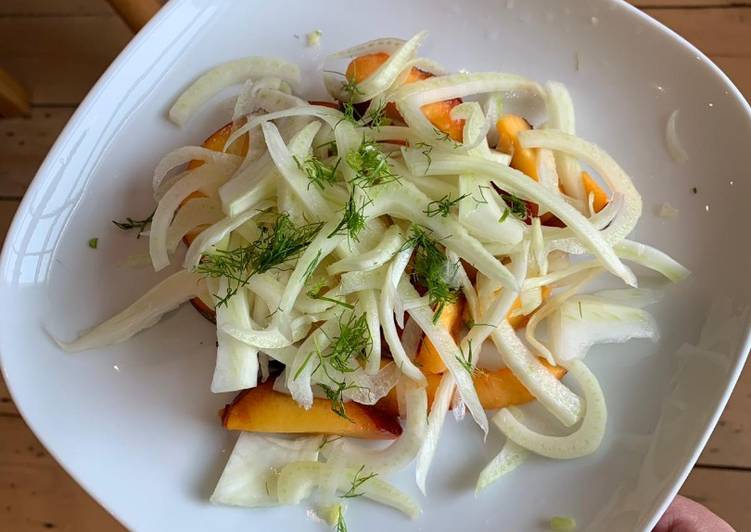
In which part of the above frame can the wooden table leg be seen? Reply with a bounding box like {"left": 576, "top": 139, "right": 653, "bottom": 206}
{"left": 0, "top": 67, "right": 30, "bottom": 118}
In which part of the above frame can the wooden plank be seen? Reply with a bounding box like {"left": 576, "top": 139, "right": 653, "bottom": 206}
{"left": 632, "top": 1, "right": 744, "bottom": 7}
{"left": 0, "top": 200, "right": 18, "bottom": 246}
{"left": 105, "top": 0, "right": 161, "bottom": 33}
{"left": 680, "top": 467, "right": 751, "bottom": 531}
{"left": 1, "top": 201, "right": 19, "bottom": 415}
{"left": 0, "top": 202, "right": 117, "bottom": 532}
{"left": 0, "top": 67, "right": 31, "bottom": 118}
{"left": 713, "top": 55, "right": 751, "bottom": 98}
{"left": 0, "top": 17, "right": 131, "bottom": 105}
{"left": 0, "top": 416, "right": 122, "bottom": 532}
{"left": 0, "top": 1, "right": 114, "bottom": 16}
{"left": 1, "top": 0, "right": 742, "bottom": 15}
{"left": 698, "top": 362, "right": 751, "bottom": 468}
{"left": 0, "top": 108, "right": 73, "bottom": 198}
{"left": 644, "top": 7, "right": 751, "bottom": 57}
{"left": 0, "top": 375, "right": 18, "bottom": 417}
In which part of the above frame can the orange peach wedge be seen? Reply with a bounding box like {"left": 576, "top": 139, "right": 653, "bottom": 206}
{"left": 345, "top": 53, "right": 464, "bottom": 141}
{"left": 581, "top": 171, "right": 609, "bottom": 213}
{"left": 496, "top": 114, "right": 539, "bottom": 181}
{"left": 376, "top": 359, "right": 566, "bottom": 416}
{"left": 222, "top": 382, "right": 403, "bottom": 440}
{"left": 415, "top": 299, "right": 465, "bottom": 374}
{"left": 417, "top": 287, "right": 553, "bottom": 375}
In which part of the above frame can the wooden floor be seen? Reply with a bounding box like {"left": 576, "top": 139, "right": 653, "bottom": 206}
{"left": 0, "top": 1, "right": 749, "bottom": 530}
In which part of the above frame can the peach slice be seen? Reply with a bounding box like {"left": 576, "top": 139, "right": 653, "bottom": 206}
{"left": 496, "top": 115, "right": 539, "bottom": 181}
{"left": 417, "top": 287, "right": 553, "bottom": 374}
{"left": 376, "top": 359, "right": 566, "bottom": 416}
{"left": 222, "top": 382, "right": 403, "bottom": 440}
{"left": 507, "top": 285, "right": 552, "bottom": 330}
{"left": 345, "top": 53, "right": 464, "bottom": 141}
{"left": 581, "top": 171, "right": 609, "bottom": 213}
{"left": 415, "top": 299, "right": 465, "bottom": 375}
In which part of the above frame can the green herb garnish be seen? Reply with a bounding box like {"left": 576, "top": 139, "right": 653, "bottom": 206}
{"left": 294, "top": 311, "right": 372, "bottom": 419}
{"left": 455, "top": 340, "right": 475, "bottom": 375}
{"left": 328, "top": 189, "right": 371, "bottom": 241}
{"left": 465, "top": 319, "right": 496, "bottom": 330}
{"left": 337, "top": 78, "right": 365, "bottom": 125}
{"left": 365, "top": 100, "right": 389, "bottom": 130}
{"left": 294, "top": 154, "right": 340, "bottom": 190}
{"left": 341, "top": 101, "right": 358, "bottom": 125}
{"left": 403, "top": 225, "right": 459, "bottom": 323}
{"left": 318, "top": 435, "right": 344, "bottom": 451}
{"left": 196, "top": 213, "right": 323, "bottom": 306}
{"left": 346, "top": 137, "right": 399, "bottom": 188}
{"left": 324, "top": 312, "right": 372, "bottom": 371}
{"left": 112, "top": 210, "right": 155, "bottom": 239}
{"left": 415, "top": 142, "right": 433, "bottom": 175}
{"left": 499, "top": 192, "right": 528, "bottom": 221}
{"left": 341, "top": 78, "right": 363, "bottom": 101}
{"left": 433, "top": 127, "right": 459, "bottom": 147}
{"left": 320, "top": 380, "right": 361, "bottom": 420}
{"left": 423, "top": 193, "right": 470, "bottom": 217}
{"left": 303, "top": 250, "right": 323, "bottom": 282}
{"left": 341, "top": 465, "right": 378, "bottom": 498}
{"left": 472, "top": 185, "right": 491, "bottom": 205}
{"left": 335, "top": 505, "right": 348, "bottom": 532}
{"left": 306, "top": 285, "right": 354, "bottom": 310}
{"left": 88, "top": 238, "right": 98, "bottom": 249}
{"left": 315, "top": 139, "right": 338, "bottom": 154}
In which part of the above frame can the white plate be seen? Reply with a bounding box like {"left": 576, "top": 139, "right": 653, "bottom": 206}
{"left": 2, "top": 1, "right": 750, "bottom": 530}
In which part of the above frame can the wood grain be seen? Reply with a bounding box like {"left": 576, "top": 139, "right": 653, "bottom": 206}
{"left": 105, "top": 0, "right": 161, "bottom": 32}
{"left": 0, "top": 374, "right": 19, "bottom": 416}
{"left": 0, "top": 200, "right": 18, "bottom": 247}
{"left": 632, "top": 0, "right": 746, "bottom": 7}
{"left": 699, "top": 364, "right": 751, "bottom": 468}
{"left": 682, "top": 467, "right": 751, "bottom": 531}
{"left": 0, "top": 415, "right": 123, "bottom": 532}
{"left": 0, "top": 109, "right": 73, "bottom": 198}
{"left": 645, "top": 7, "right": 751, "bottom": 57}
{"left": 712, "top": 55, "right": 751, "bottom": 97}
{"left": 0, "top": 16, "right": 130, "bottom": 105}
{"left": 0, "top": 1, "right": 114, "bottom": 16}
{"left": 0, "top": 67, "right": 31, "bottom": 117}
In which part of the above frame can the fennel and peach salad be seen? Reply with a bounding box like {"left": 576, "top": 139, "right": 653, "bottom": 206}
{"left": 59, "top": 32, "right": 689, "bottom": 531}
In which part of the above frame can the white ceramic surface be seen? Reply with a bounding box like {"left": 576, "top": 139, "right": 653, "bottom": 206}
{"left": 2, "top": 1, "right": 750, "bottom": 531}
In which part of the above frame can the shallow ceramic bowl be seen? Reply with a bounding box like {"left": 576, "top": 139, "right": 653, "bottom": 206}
{"left": 1, "top": 0, "right": 750, "bottom": 530}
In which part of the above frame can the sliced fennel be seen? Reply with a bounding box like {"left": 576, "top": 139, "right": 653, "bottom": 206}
{"left": 492, "top": 321, "right": 583, "bottom": 427}
{"left": 212, "top": 277, "right": 259, "bottom": 393}
{"left": 494, "top": 360, "right": 607, "bottom": 459}
{"left": 169, "top": 57, "right": 300, "bottom": 126}
{"left": 211, "top": 433, "right": 321, "bottom": 507}
{"left": 475, "top": 439, "right": 529, "bottom": 494}
{"left": 276, "top": 461, "right": 421, "bottom": 519}
{"left": 415, "top": 372, "right": 455, "bottom": 494}
{"left": 322, "top": 385, "right": 427, "bottom": 474}
{"left": 549, "top": 297, "right": 659, "bottom": 363}
{"left": 57, "top": 271, "right": 207, "bottom": 352}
